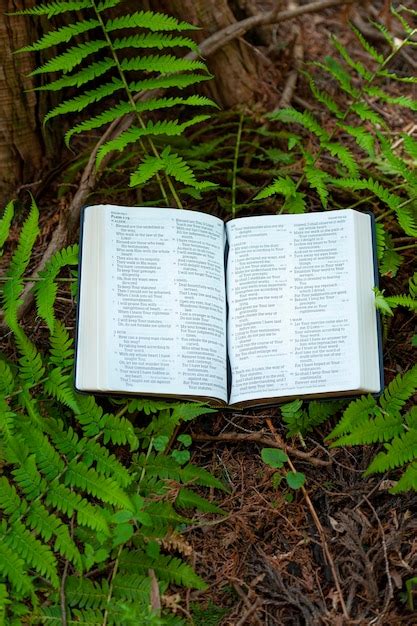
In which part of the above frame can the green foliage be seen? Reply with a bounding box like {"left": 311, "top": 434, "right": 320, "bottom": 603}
{"left": 0, "top": 200, "right": 225, "bottom": 622}
{"left": 17, "top": 0, "right": 216, "bottom": 202}
{"left": 255, "top": 11, "right": 417, "bottom": 272}
{"left": 328, "top": 366, "right": 417, "bottom": 493}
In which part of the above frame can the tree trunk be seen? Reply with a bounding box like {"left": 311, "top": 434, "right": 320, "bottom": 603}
{"left": 150, "top": 0, "right": 278, "bottom": 108}
{"left": 0, "top": 1, "right": 47, "bottom": 204}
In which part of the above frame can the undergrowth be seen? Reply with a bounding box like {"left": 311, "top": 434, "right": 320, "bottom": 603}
{"left": 0, "top": 199, "right": 226, "bottom": 623}
{"left": 3, "top": 2, "right": 417, "bottom": 621}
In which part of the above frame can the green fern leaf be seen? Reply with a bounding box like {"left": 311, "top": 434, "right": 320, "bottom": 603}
{"left": 36, "top": 59, "right": 115, "bottom": 91}
{"left": 65, "top": 576, "right": 109, "bottom": 610}
{"left": 64, "top": 461, "right": 132, "bottom": 510}
{"left": 283, "top": 192, "right": 306, "bottom": 213}
{"left": 350, "top": 102, "right": 385, "bottom": 127}
{"left": 81, "top": 439, "right": 133, "bottom": 488}
{"left": 32, "top": 40, "right": 108, "bottom": 75}
{"left": 375, "top": 223, "right": 386, "bottom": 261}
{"left": 45, "top": 484, "right": 110, "bottom": 534}
{"left": 305, "top": 165, "right": 329, "bottom": 207}
{"left": 270, "top": 108, "right": 329, "bottom": 141}
{"left": 351, "top": 25, "right": 384, "bottom": 63}
{"left": 12, "top": 1, "right": 92, "bottom": 17}
{"left": 44, "top": 367, "right": 79, "bottom": 411}
{"left": 25, "top": 502, "right": 82, "bottom": 570}
{"left": 22, "top": 428, "right": 65, "bottom": 481}
{"left": 380, "top": 365, "right": 417, "bottom": 416}
{"left": 409, "top": 272, "right": 417, "bottom": 298}
{"left": 0, "top": 359, "right": 15, "bottom": 396}
{"left": 0, "top": 201, "right": 14, "bottom": 253}
{"left": 380, "top": 231, "right": 403, "bottom": 277}
{"left": 100, "top": 412, "right": 138, "bottom": 450}
{"left": 44, "top": 79, "right": 123, "bottom": 122}
{"left": 364, "top": 86, "right": 417, "bottom": 112}
{"left": 34, "top": 244, "right": 78, "bottom": 332}
{"left": 390, "top": 462, "right": 417, "bottom": 494}
{"left": 385, "top": 295, "right": 417, "bottom": 312}
{"left": 128, "top": 72, "right": 212, "bottom": 95}
{"left": 96, "top": 0, "right": 121, "bottom": 10}
{"left": 366, "top": 430, "right": 417, "bottom": 474}
{"left": 4, "top": 520, "right": 59, "bottom": 586}
{"left": 327, "top": 394, "right": 377, "bottom": 440}
{"left": 331, "top": 36, "right": 373, "bottom": 80}
{"left": 120, "top": 54, "right": 207, "bottom": 74}
{"left": 66, "top": 96, "right": 215, "bottom": 145}
{"left": 112, "top": 574, "right": 151, "bottom": 603}
{"left": 119, "top": 550, "right": 207, "bottom": 590}
{"left": 330, "top": 413, "right": 403, "bottom": 446}
{"left": 323, "top": 141, "right": 358, "bottom": 176}
{"left": 2, "top": 200, "right": 39, "bottom": 330}
{"left": 0, "top": 540, "right": 33, "bottom": 594}
{"left": 20, "top": 19, "right": 100, "bottom": 53}
{"left": 307, "top": 78, "right": 343, "bottom": 117}
{"left": 113, "top": 32, "right": 198, "bottom": 52}
{"left": 403, "top": 135, "right": 417, "bottom": 160}
{"left": 49, "top": 321, "right": 74, "bottom": 367}
{"left": 0, "top": 477, "right": 23, "bottom": 518}
{"left": 319, "top": 56, "right": 358, "bottom": 96}
{"left": 12, "top": 454, "right": 47, "bottom": 499}
{"left": 176, "top": 488, "right": 224, "bottom": 514}
{"left": 104, "top": 10, "right": 197, "bottom": 33}
{"left": 254, "top": 175, "right": 296, "bottom": 200}
{"left": 339, "top": 124, "right": 375, "bottom": 158}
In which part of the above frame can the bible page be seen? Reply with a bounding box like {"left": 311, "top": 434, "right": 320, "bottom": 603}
{"left": 96, "top": 206, "right": 227, "bottom": 401}
{"left": 226, "top": 210, "right": 362, "bottom": 405}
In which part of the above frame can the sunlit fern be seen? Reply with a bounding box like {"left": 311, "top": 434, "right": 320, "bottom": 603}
{"left": 15, "top": 0, "right": 218, "bottom": 207}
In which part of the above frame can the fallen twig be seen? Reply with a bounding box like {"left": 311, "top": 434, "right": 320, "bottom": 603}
{"left": 191, "top": 431, "right": 332, "bottom": 467}
{"left": 266, "top": 417, "right": 350, "bottom": 620}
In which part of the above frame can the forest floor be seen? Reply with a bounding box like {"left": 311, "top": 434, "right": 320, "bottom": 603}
{"left": 5, "top": 1, "right": 417, "bottom": 624}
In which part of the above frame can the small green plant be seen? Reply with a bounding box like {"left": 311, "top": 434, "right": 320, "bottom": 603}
{"left": 327, "top": 365, "right": 417, "bottom": 493}
{"left": 0, "top": 199, "right": 226, "bottom": 623}
{"left": 261, "top": 448, "right": 305, "bottom": 491}
{"left": 16, "top": 0, "right": 217, "bottom": 206}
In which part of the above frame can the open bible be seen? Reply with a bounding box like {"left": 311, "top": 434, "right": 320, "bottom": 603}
{"left": 75, "top": 205, "right": 383, "bottom": 408}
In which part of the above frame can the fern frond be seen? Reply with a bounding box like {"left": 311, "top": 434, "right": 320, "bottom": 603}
{"left": 14, "top": 329, "right": 45, "bottom": 386}
{"left": 104, "top": 11, "right": 197, "bottom": 33}
{"left": 45, "top": 484, "right": 110, "bottom": 534}
{"left": 66, "top": 96, "right": 215, "bottom": 145}
{"left": 339, "top": 124, "right": 375, "bottom": 157}
{"left": 119, "top": 551, "right": 207, "bottom": 590}
{"left": 350, "top": 102, "right": 385, "bottom": 127}
{"left": 331, "top": 36, "right": 373, "bottom": 79}
{"left": 32, "top": 40, "right": 108, "bottom": 75}
{"left": 409, "top": 272, "right": 417, "bottom": 298}
{"left": 22, "top": 428, "right": 65, "bottom": 481}
{"left": 351, "top": 25, "right": 384, "bottom": 63}
{"left": 65, "top": 576, "right": 109, "bottom": 610}
{"left": 0, "top": 201, "right": 14, "bottom": 253}
{"left": 327, "top": 394, "right": 377, "bottom": 440}
{"left": 5, "top": 520, "right": 59, "bottom": 586}
{"left": 390, "top": 462, "right": 417, "bottom": 494}
{"left": 380, "top": 231, "right": 403, "bottom": 277}
{"left": 81, "top": 439, "right": 133, "bottom": 488}
{"left": 36, "top": 59, "right": 115, "bottom": 91}
{"left": 323, "top": 141, "right": 359, "bottom": 176}
{"left": 64, "top": 461, "right": 132, "bottom": 510}
{"left": 128, "top": 72, "right": 212, "bottom": 94}
{"left": 120, "top": 54, "right": 207, "bottom": 74}
{"left": 12, "top": 1, "right": 92, "bottom": 17}
{"left": 2, "top": 200, "right": 39, "bottom": 330}
{"left": 385, "top": 295, "right": 417, "bottom": 312}
{"left": 330, "top": 413, "right": 403, "bottom": 446}
{"left": 307, "top": 77, "right": 343, "bottom": 117}
{"left": 44, "top": 79, "right": 123, "bottom": 122}
{"left": 25, "top": 502, "right": 82, "bottom": 570}
{"left": 0, "top": 477, "right": 23, "bottom": 518}
{"left": 44, "top": 367, "right": 79, "bottom": 411}
{"left": 49, "top": 321, "right": 74, "bottom": 367}
{"left": 96, "top": 117, "right": 209, "bottom": 168}
{"left": 365, "top": 430, "right": 417, "bottom": 474}
{"left": 0, "top": 540, "right": 33, "bottom": 594}
{"left": 176, "top": 488, "right": 224, "bottom": 514}
{"left": 34, "top": 244, "right": 78, "bottom": 332}
{"left": 20, "top": 20, "right": 100, "bottom": 53}
{"left": 305, "top": 165, "right": 329, "bottom": 207}
{"left": 403, "top": 135, "right": 417, "bottom": 160}
{"left": 12, "top": 454, "right": 47, "bottom": 499}
{"left": 0, "top": 359, "right": 15, "bottom": 396}
{"left": 254, "top": 175, "right": 296, "bottom": 200}
{"left": 379, "top": 365, "right": 417, "bottom": 416}
{"left": 375, "top": 223, "right": 386, "bottom": 261}
{"left": 112, "top": 32, "right": 198, "bottom": 52}
{"left": 271, "top": 108, "right": 329, "bottom": 141}
{"left": 112, "top": 574, "right": 151, "bottom": 603}
{"left": 319, "top": 56, "right": 358, "bottom": 96}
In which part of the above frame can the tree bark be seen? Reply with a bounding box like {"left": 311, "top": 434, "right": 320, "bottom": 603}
{"left": 150, "top": 0, "right": 278, "bottom": 107}
{"left": 0, "top": 0, "right": 45, "bottom": 204}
